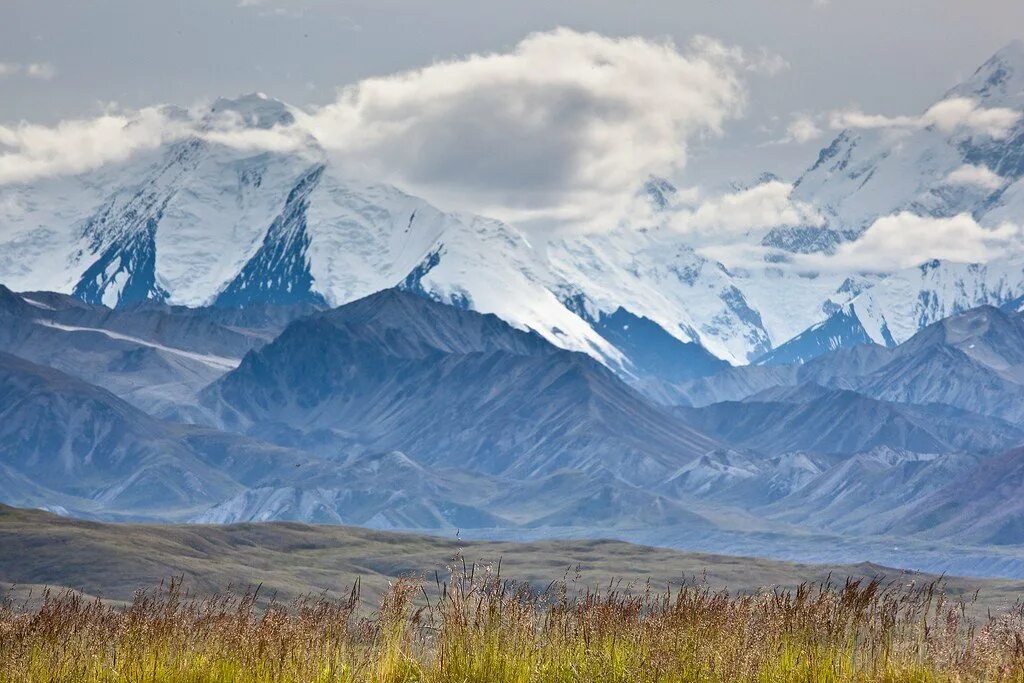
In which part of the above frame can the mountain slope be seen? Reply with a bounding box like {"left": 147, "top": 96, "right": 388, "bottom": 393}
{"left": 0, "top": 344, "right": 517, "bottom": 528}
{"left": 775, "top": 259, "right": 1024, "bottom": 362}
{"left": 889, "top": 444, "right": 1024, "bottom": 545}
{"left": 0, "top": 284, "right": 303, "bottom": 418}
{"left": 670, "top": 305, "right": 1024, "bottom": 422}
{"left": 756, "top": 304, "right": 893, "bottom": 366}
{"left": 813, "top": 305, "right": 1024, "bottom": 423}
{"left": 0, "top": 95, "right": 746, "bottom": 370}
{"left": 765, "top": 448, "right": 985, "bottom": 536}
{"left": 678, "top": 382, "right": 1024, "bottom": 457}
{"left": 751, "top": 41, "right": 1024, "bottom": 360}
{"left": 0, "top": 351, "right": 241, "bottom": 515}
{"left": 5, "top": 43, "right": 1024, "bottom": 371}
{"left": 202, "top": 289, "right": 721, "bottom": 487}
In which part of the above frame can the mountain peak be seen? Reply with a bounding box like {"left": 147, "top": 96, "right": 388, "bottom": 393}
{"left": 209, "top": 92, "right": 295, "bottom": 129}
{"left": 313, "top": 288, "right": 554, "bottom": 358}
{"left": 641, "top": 175, "right": 678, "bottom": 210}
{"left": 991, "top": 38, "right": 1024, "bottom": 66}
{"left": 901, "top": 303, "right": 1024, "bottom": 366}
{"left": 954, "top": 39, "right": 1024, "bottom": 101}
{"left": 729, "top": 171, "right": 781, "bottom": 193}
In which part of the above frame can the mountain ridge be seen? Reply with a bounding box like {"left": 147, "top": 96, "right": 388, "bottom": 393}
{"left": 4, "top": 39, "right": 1023, "bottom": 373}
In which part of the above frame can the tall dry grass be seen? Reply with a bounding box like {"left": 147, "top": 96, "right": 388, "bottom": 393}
{"left": 2, "top": 562, "right": 1023, "bottom": 682}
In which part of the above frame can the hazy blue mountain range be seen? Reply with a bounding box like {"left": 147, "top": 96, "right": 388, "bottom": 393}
{"left": 201, "top": 290, "right": 721, "bottom": 486}
{"left": 674, "top": 306, "right": 1024, "bottom": 422}
{"left": 2, "top": 43, "right": 1024, "bottom": 578}
{"left": 1, "top": 280, "right": 1024, "bottom": 576}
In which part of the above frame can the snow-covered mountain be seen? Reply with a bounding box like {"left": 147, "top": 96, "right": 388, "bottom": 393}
{"left": 752, "top": 41, "right": 1024, "bottom": 360}
{"left": 0, "top": 93, "right": 897, "bottom": 369}
{"left": 792, "top": 40, "right": 1024, "bottom": 235}
{"left": 755, "top": 303, "right": 889, "bottom": 366}
{"left": 0, "top": 93, "right": 797, "bottom": 369}
{"left": 763, "top": 258, "right": 1024, "bottom": 364}
{"left": 3, "top": 45, "right": 1024, "bottom": 376}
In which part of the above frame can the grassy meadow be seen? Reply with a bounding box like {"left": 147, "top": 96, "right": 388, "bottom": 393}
{"left": 3, "top": 565, "right": 1024, "bottom": 682}
{"left": 4, "top": 505, "right": 1024, "bottom": 681}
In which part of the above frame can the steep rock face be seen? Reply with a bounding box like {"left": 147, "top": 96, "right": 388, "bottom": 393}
{"left": 756, "top": 304, "right": 893, "bottom": 366}
{"left": 547, "top": 232, "right": 779, "bottom": 363}
{"left": 71, "top": 140, "right": 208, "bottom": 307}
{"left": 203, "top": 289, "right": 721, "bottom": 487}
{"left": 760, "top": 226, "right": 859, "bottom": 255}
{"left": 214, "top": 165, "right": 328, "bottom": 307}
{"left": 563, "top": 300, "right": 730, "bottom": 384}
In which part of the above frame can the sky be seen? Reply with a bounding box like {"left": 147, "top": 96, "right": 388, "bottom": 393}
{"left": 3, "top": 0, "right": 1023, "bottom": 188}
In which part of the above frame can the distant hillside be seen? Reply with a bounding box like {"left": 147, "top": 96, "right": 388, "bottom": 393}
{"left": 2, "top": 504, "right": 1023, "bottom": 615}
{"left": 202, "top": 289, "right": 720, "bottom": 487}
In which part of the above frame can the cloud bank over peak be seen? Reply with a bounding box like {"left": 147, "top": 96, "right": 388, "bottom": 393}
{"left": 0, "top": 28, "right": 782, "bottom": 233}
{"left": 1, "top": 28, "right": 1020, "bottom": 278}
{"left": 829, "top": 96, "right": 1021, "bottom": 139}
{"left": 670, "top": 180, "right": 822, "bottom": 243}
{"left": 944, "top": 164, "right": 1005, "bottom": 189}
{"left": 0, "top": 107, "right": 184, "bottom": 186}
{"left": 773, "top": 96, "right": 1022, "bottom": 147}
{"left": 795, "top": 213, "right": 1024, "bottom": 273}
{"left": 297, "top": 28, "right": 753, "bottom": 230}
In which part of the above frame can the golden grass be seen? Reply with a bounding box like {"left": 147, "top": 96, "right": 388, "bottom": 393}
{"left": 3, "top": 560, "right": 1024, "bottom": 682}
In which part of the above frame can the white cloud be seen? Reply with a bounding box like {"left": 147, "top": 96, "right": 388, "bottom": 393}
{"left": 0, "top": 62, "right": 57, "bottom": 80}
{"left": 295, "top": 28, "right": 749, "bottom": 231}
{"left": 944, "top": 164, "right": 1004, "bottom": 190}
{"left": 806, "top": 212, "right": 1023, "bottom": 271}
{"left": 785, "top": 115, "right": 823, "bottom": 143}
{"left": 830, "top": 97, "right": 1021, "bottom": 139}
{"left": 744, "top": 49, "right": 790, "bottom": 76}
{"left": 199, "top": 106, "right": 311, "bottom": 152}
{"left": 924, "top": 98, "right": 1020, "bottom": 138}
{"left": 829, "top": 110, "right": 919, "bottom": 130}
{"left": 25, "top": 63, "right": 56, "bottom": 80}
{"left": 0, "top": 108, "right": 185, "bottom": 185}
{"left": 0, "top": 29, "right": 773, "bottom": 234}
{"left": 670, "top": 180, "right": 822, "bottom": 241}
{"left": 198, "top": 124, "right": 308, "bottom": 153}
{"left": 0, "top": 29, "right": 756, "bottom": 231}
